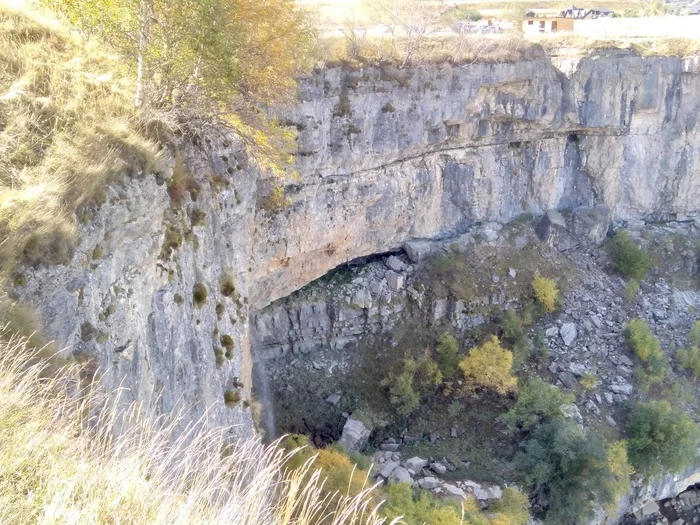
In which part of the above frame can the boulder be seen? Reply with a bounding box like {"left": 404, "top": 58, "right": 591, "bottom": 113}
{"left": 536, "top": 210, "right": 576, "bottom": 251}
{"left": 338, "top": 417, "right": 371, "bottom": 453}
{"left": 569, "top": 204, "right": 611, "bottom": 248}
{"left": 610, "top": 381, "right": 634, "bottom": 395}
{"left": 403, "top": 240, "right": 434, "bottom": 263}
{"left": 560, "top": 403, "right": 583, "bottom": 425}
{"left": 325, "top": 393, "right": 341, "bottom": 406}
{"left": 379, "top": 461, "right": 399, "bottom": 479}
{"left": 385, "top": 270, "right": 404, "bottom": 291}
{"left": 404, "top": 457, "right": 429, "bottom": 472}
{"left": 569, "top": 363, "right": 588, "bottom": 377}
{"left": 385, "top": 256, "right": 405, "bottom": 272}
{"left": 463, "top": 480, "right": 503, "bottom": 501}
{"left": 560, "top": 323, "right": 577, "bottom": 346}
{"left": 417, "top": 476, "right": 440, "bottom": 490}
{"left": 442, "top": 483, "right": 467, "bottom": 499}
{"left": 558, "top": 371, "right": 578, "bottom": 389}
{"left": 388, "top": 466, "right": 413, "bottom": 484}
{"left": 380, "top": 443, "right": 400, "bottom": 452}
{"left": 430, "top": 462, "right": 447, "bottom": 475}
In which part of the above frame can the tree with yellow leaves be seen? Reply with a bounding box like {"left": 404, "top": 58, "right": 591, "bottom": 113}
{"left": 459, "top": 336, "right": 517, "bottom": 395}
{"left": 45, "top": 0, "right": 314, "bottom": 173}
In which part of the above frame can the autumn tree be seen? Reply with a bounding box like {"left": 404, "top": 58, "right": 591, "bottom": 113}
{"left": 45, "top": 0, "right": 314, "bottom": 172}
{"left": 459, "top": 336, "right": 517, "bottom": 395}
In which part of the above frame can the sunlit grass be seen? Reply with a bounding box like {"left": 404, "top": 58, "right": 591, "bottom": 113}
{"left": 0, "top": 333, "right": 397, "bottom": 524}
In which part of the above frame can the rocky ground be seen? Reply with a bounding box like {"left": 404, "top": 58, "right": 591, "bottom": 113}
{"left": 252, "top": 207, "right": 700, "bottom": 522}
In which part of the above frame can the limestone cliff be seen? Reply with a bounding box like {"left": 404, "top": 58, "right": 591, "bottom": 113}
{"left": 11, "top": 51, "right": 700, "bottom": 441}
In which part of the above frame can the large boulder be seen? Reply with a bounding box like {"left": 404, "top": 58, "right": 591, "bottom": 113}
{"left": 388, "top": 466, "right": 414, "bottom": 484}
{"left": 569, "top": 204, "right": 611, "bottom": 248}
{"left": 338, "top": 417, "right": 371, "bottom": 453}
{"left": 403, "top": 240, "right": 434, "bottom": 263}
{"left": 536, "top": 205, "right": 611, "bottom": 251}
{"left": 536, "top": 210, "right": 575, "bottom": 251}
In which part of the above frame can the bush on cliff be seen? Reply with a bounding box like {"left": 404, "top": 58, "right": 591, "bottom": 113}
{"left": 531, "top": 277, "right": 559, "bottom": 313}
{"left": 501, "top": 377, "right": 574, "bottom": 433}
{"left": 624, "top": 318, "right": 666, "bottom": 388}
{"left": 606, "top": 231, "right": 654, "bottom": 281}
{"left": 515, "top": 420, "right": 616, "bottom": 524}
{"left": 626, "top": 400, "right": 699, "bottom": 477}
{"left": 459, "top": 336, "right": 517, "bottom": 395}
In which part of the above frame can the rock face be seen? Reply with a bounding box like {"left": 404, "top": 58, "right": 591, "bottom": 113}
{"left": 10, "top": 54, "right": 700, "bottom": 444}
{"left": 258, "top": 54, "right": 700, "bottom": 308}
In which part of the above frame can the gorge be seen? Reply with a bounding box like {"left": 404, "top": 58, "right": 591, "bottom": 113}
{"left": 11, "top": 50, "right": 700, "bottom": 522}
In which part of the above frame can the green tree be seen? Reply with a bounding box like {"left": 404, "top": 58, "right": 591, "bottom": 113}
{"left": 515, "top": 420, "right": 615, "bottom": 524}
{"left": 606, "top": 231, "right": 654, "bottom": 281}
{"left": 624, "top": 318, "right": 666, "bottom": 388}
{"left": 626, "top": 400, "right": 699, "bottom": 476}
{"left": 501, "top": 377, "right": 574, "bottom": 432}
{"left": 436, "top": 332, "right": 459, "bottom": 378}
{"left": 46, "top": 0, "right": 314, "bottom": 172}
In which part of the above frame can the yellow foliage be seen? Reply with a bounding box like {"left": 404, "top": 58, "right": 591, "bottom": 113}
{"left": 459, "top": 336, "right": 517, "bottom": 395}
{"left": 532, "top": 276, "right": 559, "bottom": 312}
{"left": 606, "top": 440, "right": 633, "bottom": 512}
{"left": 580, "top": 373, "right": 597, "bottom": 391}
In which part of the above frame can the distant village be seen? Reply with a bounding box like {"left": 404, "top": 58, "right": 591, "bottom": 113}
{"left": 451, "top": 0, "right": 699, "bottom": 35}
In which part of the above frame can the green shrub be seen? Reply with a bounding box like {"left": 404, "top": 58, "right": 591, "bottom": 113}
{"left": 189, "top": 208, "right": 206, "bottom": 227}
{"left": 499, "top": 309, "right": 529, "bottom": 369}
{"left": 382, "top": 355, "right": 442, "bottom": 417}
{"left": 580, "top": 373, "right": 597, "bottom": 391}
{"left": 490, "top": 487, "right": 530, "bottom": 525}
{"left": 515, "top": 420, "right": 615, "bottom": 524}
{"left": 676, "top": 346, "right": 700, "bottom": 379}
{"left": 689, "top": 320, "right": 700, "bottom": 346}
{"left": 607, "top": 440, "right": 632, "bottom": 507}
{"left": 381, "top": 483, "right": 465, "bottom": 525}
{"left": 624, "top": 279, "right": 640, "bottom": 302}
{"left": 214, "top": 348, "right": 224, "bottom": 368}
{"left": 626, "top": 400, "right": 699, "bottom": 476}
{"left": 531, "top": 328, "right": 548, "bottom": 361}
{"left": 436, "top": 332, "right": 459, "bottom": 378}
{"left": 223, "top": 389, "right": 241, "bottom": 406}
{"left": 220, "top": 273, "right": 236, "bottom": 297}
{"left": 624, "top": 318, "right": 666, "bottom": 387}
{"left": 220, "top": 334, "right": 234, "bottom": 351}
{"left": 192, "top": 282, "right": 207, "bottom": 307}
{"left": 532, "top": 277, "right": 558, "bottom": 312}
{"left": 606, "top": 231, "right": 654, "bottom": 280}
{"left": 501, "top": 377, "right": 574, "bottom": 432}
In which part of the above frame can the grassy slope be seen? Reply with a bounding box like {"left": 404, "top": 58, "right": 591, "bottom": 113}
{"left": 0, "top": 3, "right": 161, "bottom": 274}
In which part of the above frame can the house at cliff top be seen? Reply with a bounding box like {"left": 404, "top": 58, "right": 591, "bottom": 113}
{"left": 524, "top": 15, "right": 575, "bottom": 33}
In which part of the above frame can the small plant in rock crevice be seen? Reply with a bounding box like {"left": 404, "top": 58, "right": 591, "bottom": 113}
{"left": 192, "top": 282, "right": 207, "bottom": 308}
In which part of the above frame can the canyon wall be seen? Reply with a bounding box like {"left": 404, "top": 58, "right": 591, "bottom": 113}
{"left": 11, "top": 52, "right": 700, "bottom": 439}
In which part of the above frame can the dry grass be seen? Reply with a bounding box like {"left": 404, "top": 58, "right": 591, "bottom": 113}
{"left": 316, "top": 31, "right": 700, "bottom": 70}
{"left": 0, "top": 334, "right": 397, "bottom": 525}
{"left": 0, "top": 3, "right": 163, "bottom": 273}
{"left": 316, "top": 34, "right": 545, "bottom": 68}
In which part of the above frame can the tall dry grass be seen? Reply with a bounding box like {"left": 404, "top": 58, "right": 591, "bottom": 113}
{"left": 0, "top": 2, "right": 163, "bottom": 273}
{"left": 0, "top": 334, "right": 397, "bottom": 524}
